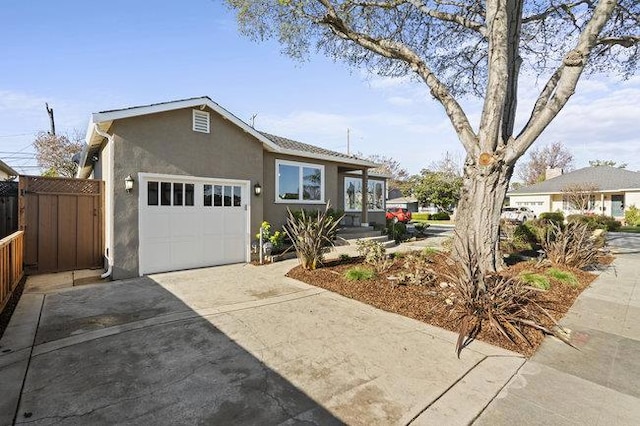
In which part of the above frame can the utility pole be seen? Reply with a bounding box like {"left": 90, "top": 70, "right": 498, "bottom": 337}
{"left": 346, "top": 128, "right": 350, "bottom": 155}
{"left": 250, "top": 113, "right": 258, "bottom": 128}
{"left": 45, "top": 103, "right": 55, "bottom": 135}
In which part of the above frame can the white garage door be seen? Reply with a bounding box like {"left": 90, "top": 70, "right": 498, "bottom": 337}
{"left": 138, "top": 174, "right": 250, "bottom": 275}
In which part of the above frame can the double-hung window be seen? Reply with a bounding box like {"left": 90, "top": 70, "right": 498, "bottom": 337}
{"left": 276, "top": 159, "right": 324, "bottom": 203}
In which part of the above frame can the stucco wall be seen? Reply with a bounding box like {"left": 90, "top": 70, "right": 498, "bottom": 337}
{"left": 111, "top": 107, "right": 264, "bottom": 279}
{"left": 625, "top": 191, "right": 640, "bottom": 210}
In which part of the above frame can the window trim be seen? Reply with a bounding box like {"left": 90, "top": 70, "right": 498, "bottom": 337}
{"left": 192, "top": 109, "right": 210, "bottom": 133}
{"left": 344, "top": 176, "right": 386, "bottom": 212}
{"left": 275, "top": 159, "right": 325, "bottom": 204}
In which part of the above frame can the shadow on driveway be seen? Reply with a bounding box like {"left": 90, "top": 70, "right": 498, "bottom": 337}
{"left": 12, "top": 276, "right": 343, "bottom": 425}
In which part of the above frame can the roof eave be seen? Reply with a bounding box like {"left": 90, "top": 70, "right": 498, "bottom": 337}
{"left": 277, "top": 148, "right": 379, "bottom": 169}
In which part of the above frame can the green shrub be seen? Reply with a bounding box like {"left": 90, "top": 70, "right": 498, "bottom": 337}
{"left": 256, "top": 221, "right": 286, "bottom": 249}
{"left": 519, "top": 272, "right": 551, "bottom": 290}
{"left": 386, "top": 219, "right": 407, "bottom": 242}
{"left": 539, "top": 211, "right": 565, "bottom": 225}
{"left": 356, "top": 239, "right": 392, "bottom": 273}
{"left": 285, "top": 203, "right": 343, "bottom": 270}
{"left": 411, "top": 212, "right": 430, "bottom": 221}
{"left": 291, "top": 207, "right": 344, "bottom": 223}
{"left": 546, "top": 268, "right": 578, "bottom": 287}
{"left": 344, "top": 267, "right": 375, "bottom": 281}
{"left": 414, "top": 222, "right": 430, "bottom": 235}
{"left": 566, "top": 214, "right": 621, "bottom": 231}
{"left": 339, "top": 253, "right": 351, "bottom": 262}
{"left": 625, "top": 205, "right": 640, "bottom": 227}
{"left": 430, "top": 212, "right": 451, "bottom": 220}
{"left": 513, "top": 223, "right": 539, "bottom": 245}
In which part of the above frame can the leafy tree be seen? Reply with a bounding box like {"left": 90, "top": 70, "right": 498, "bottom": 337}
{"left": 33, "top": 131, "right": 84, "bottom": 178}
{"left": 517, "top": 142, "right": 574, "bottom": 185}
{"left": 589, "top": 159, "right": 627, "bottom": 168}
{"left": 412, "top": 170, "right": 463, "bottom": 213}
{"left": 227, "top": 0, "right": 639, "bottom": 278}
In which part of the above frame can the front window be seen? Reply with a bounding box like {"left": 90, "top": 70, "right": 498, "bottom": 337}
{"left": 344, "top": 176, "right": 385, "bottom": 211}
{"left": 276, "top": 160, "right": 324, "bottom": 203}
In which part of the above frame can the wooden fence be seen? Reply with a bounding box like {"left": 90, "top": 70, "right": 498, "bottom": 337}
{"left": 19, "top": 176, "right": 104, "bottom": 274}
{"left": 0, "top": 181, "right": 18, "bottom": 239}
{"left": 0, "top": 230, "right": 24, "bottom": 314}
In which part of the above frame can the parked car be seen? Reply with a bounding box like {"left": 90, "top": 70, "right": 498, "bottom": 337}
{"left": 501, "top": 207, "right": 536, "bottom": 223}
{"left": 386, "top": 207, "right": 412, "bottom": 223}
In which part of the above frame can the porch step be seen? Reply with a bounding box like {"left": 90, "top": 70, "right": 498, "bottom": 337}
{"left": 336, "top": 234, "right": 396, "bottom": 249}
{"left": 338, "top": 226, "right": 374, "bottom": 234}
{"left": 337, "top": 230, "right": 383, "bottom": 240}
{"left": 358, "top": 235, "right": 396, "bottom": 249}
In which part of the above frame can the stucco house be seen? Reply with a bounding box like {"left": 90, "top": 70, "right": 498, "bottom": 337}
{"left": 0, "top": 159, "right": 18, "bottom": 181}
{"left": 508, "top": 166, "right": 640, "bottom": 219}
{"left": 76, "top": 97, "right": 385, "bottom": 279}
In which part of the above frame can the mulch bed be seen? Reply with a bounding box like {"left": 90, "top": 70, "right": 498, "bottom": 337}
{"left": 287, "top": 252, "right": 610, "bottom": 357}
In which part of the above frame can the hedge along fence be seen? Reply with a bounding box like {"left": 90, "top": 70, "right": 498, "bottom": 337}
{"left": 0, "top": 231, "right": 24, "bottom": 314}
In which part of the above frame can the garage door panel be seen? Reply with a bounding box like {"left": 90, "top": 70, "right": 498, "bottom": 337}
{"left": 144, "top": 242, "right": 172, "bottom": 272}
{"left": 139, "top": 176, "right": 248, "bottom": 275}
{"left": 223, "top": 210, "right": 245, "bottom": 235}
{"left": 224, "top": 237, "right": 246, "bottom": 263}
{"left": 145, "top": 213, "right": 171, "bottom": 238}
{"left": 203, "top": 213, "right": 225, "bottom": 237}
{"left": 170, "top": 211, "right": 200, "bottom": 237}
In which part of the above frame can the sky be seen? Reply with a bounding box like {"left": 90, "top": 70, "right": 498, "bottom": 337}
{"left": 1, "top": 0, "right": 639, "bottom": 177}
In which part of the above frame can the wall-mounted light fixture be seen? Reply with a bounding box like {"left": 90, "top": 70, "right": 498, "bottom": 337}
{"left": 254, "top": 182, "right": 262, "bottom": 196}
{"left": 124, "top": 175, "right": 134, "bottom": 193}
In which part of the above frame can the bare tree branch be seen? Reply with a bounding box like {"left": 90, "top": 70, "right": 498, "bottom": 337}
{"left": 316, "top": 0, "right": 478, "bottom": 154}
{"left": 507, "top": 0, "right": 619, "bottom": 163}
{"left": 597, "top": 35, "right": 640, "bottom": 47}
{"left": 522, "top": 0, "right": 594, "bottom": 23}
{"left": 406, "top": 0, "right": 486, "bottom": 35}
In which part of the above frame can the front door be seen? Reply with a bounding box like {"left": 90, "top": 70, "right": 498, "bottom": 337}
{"left": 611, "top": 194, "right": 624, "bottom": 217}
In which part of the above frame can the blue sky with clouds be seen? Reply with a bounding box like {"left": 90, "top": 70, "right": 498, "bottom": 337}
{"left": 1, "top": 0, "right": 639, "bottom": 176}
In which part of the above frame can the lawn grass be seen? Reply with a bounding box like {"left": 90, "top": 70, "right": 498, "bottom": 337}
{"left": 411, "top": 219, "right": 454, "bottom": 226}
{"left": 618, "top": 226, "right": 640, "bottom": 233}
{"left": 344, "top": 266, "right": 375, "bottom": 281}
{"left": 519, "top": 271, "right": 551, "bottom": 290}
{"left": 546, "top": 268, "right": 579, "bottom": 287}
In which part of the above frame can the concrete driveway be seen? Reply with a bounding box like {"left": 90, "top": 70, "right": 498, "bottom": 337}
{"left": 1, "top": 260, "right": 523, "bottom": 425}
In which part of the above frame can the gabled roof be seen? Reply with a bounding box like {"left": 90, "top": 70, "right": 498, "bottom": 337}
{"left": 0, "top": 159, "right": 18, "bottom": 178}
{"left": 510, "top": 166, "right": 640, "bottom": 195}
{"left": 77, "top": 96, "right": 377, "bottom": 178}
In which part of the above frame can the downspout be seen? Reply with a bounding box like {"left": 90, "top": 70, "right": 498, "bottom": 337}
{"left": 94, "top": 123, "right": 115, "bottom": 279}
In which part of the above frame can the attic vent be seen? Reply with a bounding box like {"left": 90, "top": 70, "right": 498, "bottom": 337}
{"left": 192, "top": 110, "right": 210, "bottom": 133}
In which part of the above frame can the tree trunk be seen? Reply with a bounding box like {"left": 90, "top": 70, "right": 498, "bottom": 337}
{"left": 453, "top": 158, "right": 514, "bottom": 281}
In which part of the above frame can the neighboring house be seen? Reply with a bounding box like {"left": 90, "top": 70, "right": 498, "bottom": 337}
{"left": 76, "top": 96, "right": 384, "bottom": 279}
{"left": 386, "top": 196, "right": 419, "bottom": 213}
{"left": 508, "top": 166, "right": 640, "bottom": 219}
{"left": 0, "top": 159, "right": 18, "bottom": 181}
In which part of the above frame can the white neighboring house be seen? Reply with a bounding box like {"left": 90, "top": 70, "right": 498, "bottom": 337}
{"left": 0, "top": 159, "right": 18, "bottom": 181}
{"left": 508, "top": 166, "right": 640, "bottom": 220}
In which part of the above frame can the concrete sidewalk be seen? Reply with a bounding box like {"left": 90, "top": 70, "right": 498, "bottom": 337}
{"left": 1, "top": 260, "right": 523, "bottom": 425}
{"left": 475, "top": 240, "right": 640, "bottom": 424}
